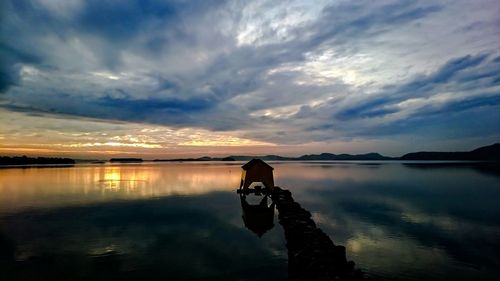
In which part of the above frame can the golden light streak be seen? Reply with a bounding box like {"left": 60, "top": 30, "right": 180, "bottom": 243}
{"left": 0, "top": 147, "right": 56, "bottom": 153}
{"left": 1, "top": 107, "right": 277, "bottom": 156}
{"left": 65, "top": 142, "right": 162, "bottom": 148}
{"left": 178, "top": 135, "right": 274, "bottom": 146}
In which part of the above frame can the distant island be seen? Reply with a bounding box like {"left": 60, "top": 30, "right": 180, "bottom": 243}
{"left": 109, "top": 158, "right": 144, "bottom": 163}
{"left": 0, "top": 156, "right": 75, "bottom": 165}
{"left": 1, "top": 143, "right": 499, "bottom": 166}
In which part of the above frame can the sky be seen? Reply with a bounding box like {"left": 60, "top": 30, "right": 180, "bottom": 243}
{"left": 0, "top": 0, "right": 499, "bottom": 159}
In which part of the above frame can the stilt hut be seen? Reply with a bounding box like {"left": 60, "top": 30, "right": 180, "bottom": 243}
{"left": 240, "top": 159, "right": 274, "bottom": 191}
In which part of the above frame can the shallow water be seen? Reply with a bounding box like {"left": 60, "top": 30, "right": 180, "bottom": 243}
{"left": 1, "top": 162, "right": 499, "bottom": 280}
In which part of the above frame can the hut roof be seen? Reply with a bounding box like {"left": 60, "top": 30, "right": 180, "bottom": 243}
{"left": 241, "top": 159, "right": 274, "bottom": 170}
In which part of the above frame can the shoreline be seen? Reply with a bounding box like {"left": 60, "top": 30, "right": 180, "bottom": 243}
{"left": 2, "top": 159, "right": 500, "bottom": 169}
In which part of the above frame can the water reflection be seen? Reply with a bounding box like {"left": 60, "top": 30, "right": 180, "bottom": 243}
{"left": 280, "top": 162, "right": 500, "bottom": 281}
{"left": 0, "top": 193, "right": 287, "bottom": 281}
{"left": 0, "top": 163, "right": 241, "bottom": 213}
{"left": 238, "top": 183, "right": 363, "bottom": 280}
{"left": 99, "top": 166, "right": 150, "bottom": 191}
{"left": 240, "top": 194, "right": 275, "bottom": 237}
{"left": 403, "top": 162, "right": 500, "bottom": 179}
{"left": 0, "top": 162, "right": 499, "bottom": 280}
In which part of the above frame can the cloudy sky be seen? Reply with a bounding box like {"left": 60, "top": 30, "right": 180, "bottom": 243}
{"left": 1, "top": 0, "right": 499, "bottom": 158}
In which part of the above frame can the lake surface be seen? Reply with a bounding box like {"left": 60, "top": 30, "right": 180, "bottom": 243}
{"left": 1, "top": 162, "right": 499, "bottom": 280}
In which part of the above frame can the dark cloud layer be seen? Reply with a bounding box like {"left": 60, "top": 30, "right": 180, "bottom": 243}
{"left": 0, "top": 0, "right": 499, "bottom": 148}
{"left": 334, "top": 54, "right": 499, "bottom": 121}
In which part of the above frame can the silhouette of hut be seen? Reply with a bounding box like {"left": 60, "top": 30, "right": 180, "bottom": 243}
{"left": 240, "top": 195, "right": 275, "bottom": 237}
{"left": 240, "top": 159, "right": 274, "bottom": 191}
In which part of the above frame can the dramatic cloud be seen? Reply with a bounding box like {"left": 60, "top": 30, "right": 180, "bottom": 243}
{"left": 0, "top": 0, "right": 499, "bottom": 156}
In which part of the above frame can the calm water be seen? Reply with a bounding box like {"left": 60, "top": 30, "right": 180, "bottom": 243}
{"left": 1, "top": 162, "right": 499, "bottom": 280}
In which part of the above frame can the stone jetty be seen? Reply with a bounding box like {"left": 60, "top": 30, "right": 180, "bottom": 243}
{"left": 271, "top": 186, "right": 363, "bottom": 281}
{"left": 237, "top": 159, "right": 363, "bottom": 280}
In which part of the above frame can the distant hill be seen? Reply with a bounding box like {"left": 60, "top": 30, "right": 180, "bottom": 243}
{"left": 297, "top": 152, "right": 390, "bottom": 161}
{"left": 154, "top": 143, "right": 499, "bottom": 162}
{"left": 4, "top": 144, "right": 497, "bottom": 166}
{"left": 154, "top": 152, "right": 392, "bottom": 162}
{"left": 221, "top": 157, "right": 236, "bottom": 161}
{"left": 401, "top": 143, "right": 500, "bottom": 160}
{"left": 154, "top": 157, "right": 212, "bottom": 162}
{"left": 225, "top": 155, "right": 294, "bottom": 161}
{"left": 109, "top": 158, "right": 143, "bottom": 162}
{"left": 0, "top": 156, "right": 75, "bottom": 165}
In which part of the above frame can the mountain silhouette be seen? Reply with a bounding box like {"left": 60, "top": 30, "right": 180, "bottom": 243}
{"left": 401, "top": 143, "right": 500, "bottom": 160}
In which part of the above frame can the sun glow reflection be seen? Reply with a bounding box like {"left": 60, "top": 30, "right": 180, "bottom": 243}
{"left": 0, "top": 163, "right": 242, "bottom": 212}
{"left": 102, "top": 168, "right": 122, "bottom": 189}
{"left": 99, "top": 166, "right": 153, "bottom": 192}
